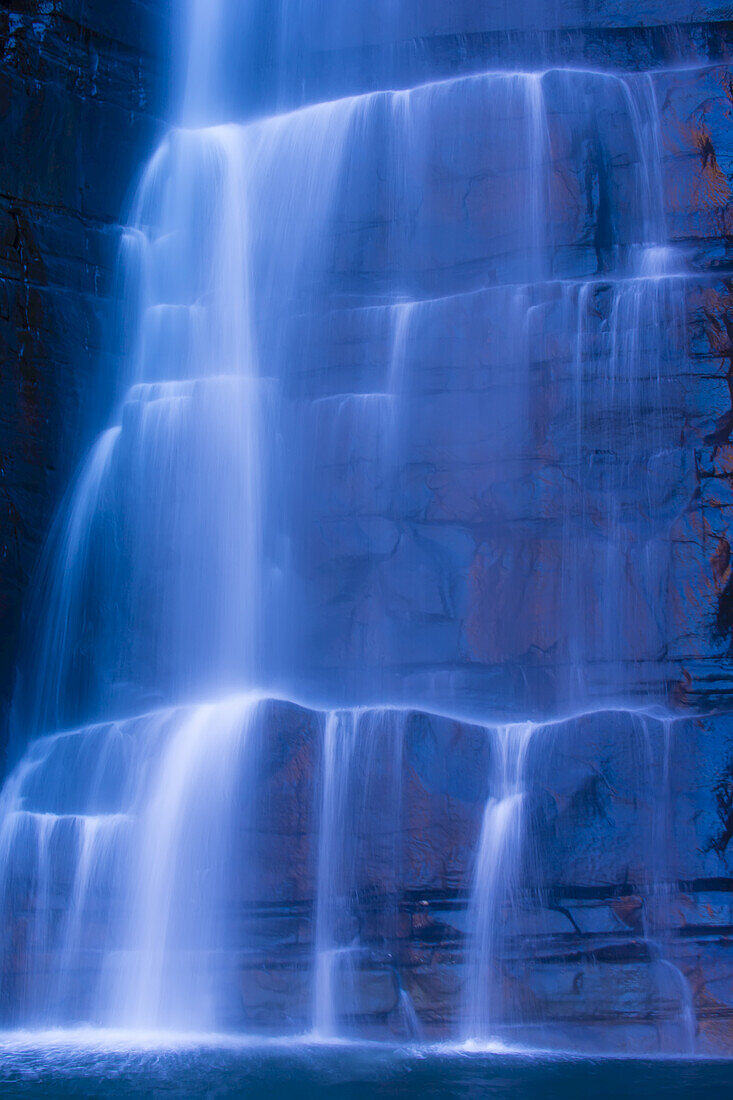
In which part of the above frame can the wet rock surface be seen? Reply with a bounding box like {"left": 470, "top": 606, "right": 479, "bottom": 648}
{"left": 0, "top": 2, "right": 168, "bottom": 754}
{"left": 280, "top": 59, "right": 733, "bottom": 715}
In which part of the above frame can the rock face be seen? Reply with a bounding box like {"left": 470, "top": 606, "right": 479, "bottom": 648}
{"left": 0, "top": 1, "right": 167, "bottom": 754}
{"left": 278, "top": 58, "right": 733, "bottom": 717}
{"left": 190, "top": 703, "right": 733, "bottom": 1051}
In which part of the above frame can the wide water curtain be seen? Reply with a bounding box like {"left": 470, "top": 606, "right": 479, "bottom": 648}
{"left": 0, "top": 0, "right": 699, "bottom": 1051}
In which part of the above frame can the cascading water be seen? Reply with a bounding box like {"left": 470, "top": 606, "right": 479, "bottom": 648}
{"left": 0, "top": 0, "right": 705, "bottom": 1055}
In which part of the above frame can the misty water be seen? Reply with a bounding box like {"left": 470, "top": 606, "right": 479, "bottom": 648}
{"left": 0, "top": 1038, "right": 731, "bottom": 1099}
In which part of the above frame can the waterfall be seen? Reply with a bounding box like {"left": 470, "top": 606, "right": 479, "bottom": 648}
{"left": 0, "top": 0, "right": 702, "bottom": 1053}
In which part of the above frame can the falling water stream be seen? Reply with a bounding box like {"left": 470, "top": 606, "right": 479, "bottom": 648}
{"left": 0, "top": 0, "right": 703, "bottom": 1058}
{"left": 462, "top": 724, "right": 535, "bottom": 1044}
